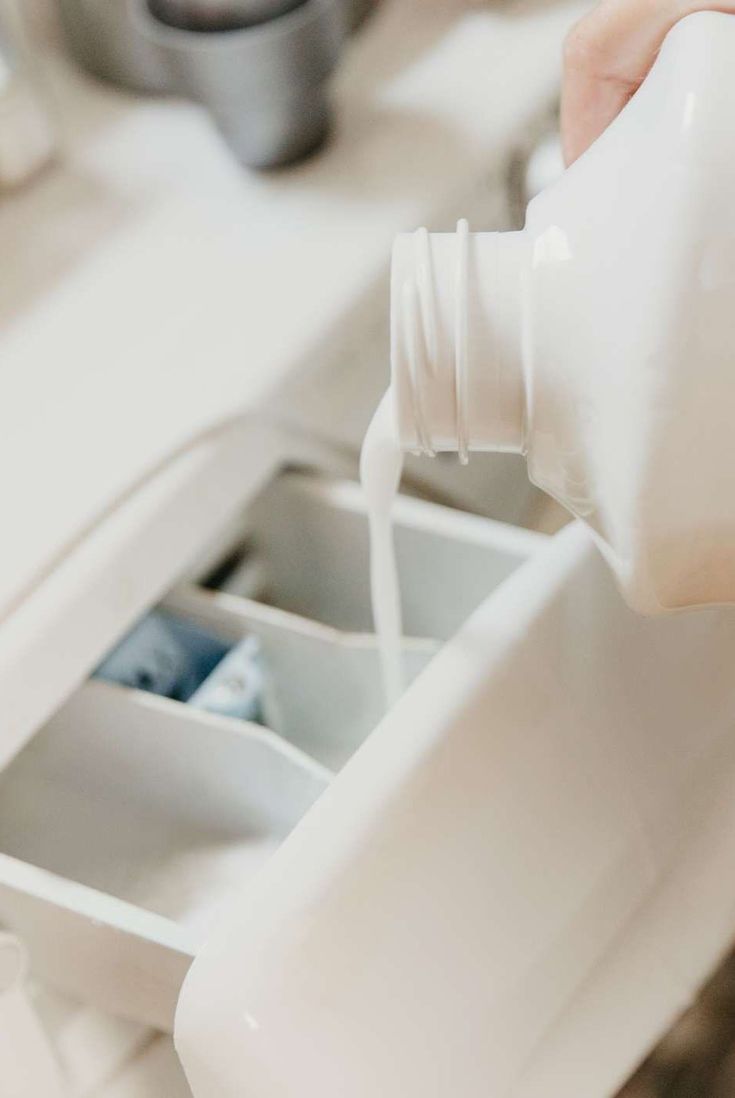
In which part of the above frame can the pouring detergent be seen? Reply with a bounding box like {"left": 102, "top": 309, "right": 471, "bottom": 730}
{"left": 363, "top": 10, "right": 735, "bottom": 704}
{"left": 174, "top": 12, "right": 735, "bottom": 1098}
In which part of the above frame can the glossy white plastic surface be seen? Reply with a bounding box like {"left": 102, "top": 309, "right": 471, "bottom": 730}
{"left": 393, "top": 12, "right": 735, "bottom": 613}
{"left": 176, "top": 521, "right": 735, "bottom": 1097}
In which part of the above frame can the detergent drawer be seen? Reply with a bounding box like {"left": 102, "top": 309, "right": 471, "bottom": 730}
{"left": 0, "top": 680, "right": 329, "bottom": 1031}
{"left": 177, "top": 522, "right": 735, "bottom": 1098}
{"left": 0, "top": 471, "right": 545, "bottom": 1026}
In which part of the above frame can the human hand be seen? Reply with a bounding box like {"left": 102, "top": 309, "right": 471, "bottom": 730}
{"left": 561, "top": 0, "right": 735, "bottom": 164}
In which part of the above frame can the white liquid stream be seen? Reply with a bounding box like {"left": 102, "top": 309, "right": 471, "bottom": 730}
{"left": 360, "top": 390, "right": 405, "bottom": 708}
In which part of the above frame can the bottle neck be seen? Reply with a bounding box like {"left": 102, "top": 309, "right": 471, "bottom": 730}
{"left": 391, "top": 225, "right": 528, "bottom": 457}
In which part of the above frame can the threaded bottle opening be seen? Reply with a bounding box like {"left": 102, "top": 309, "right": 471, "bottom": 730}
{"left": 391, "top": 224, "right": 528, "bottom": 458}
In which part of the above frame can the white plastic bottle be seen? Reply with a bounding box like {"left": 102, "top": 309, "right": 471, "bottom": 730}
{"left": 392, "top": 11, "right": 735, "bottom": 615}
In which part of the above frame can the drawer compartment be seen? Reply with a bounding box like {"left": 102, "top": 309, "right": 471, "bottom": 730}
{"left": 201, "top": 473, "right": 545, "bottom": 640}
{"left": 163, "top": 587, "right": 438, "bottom": 770}
{"left": 0, "top": 681, "right": 328, "bottom": 1030}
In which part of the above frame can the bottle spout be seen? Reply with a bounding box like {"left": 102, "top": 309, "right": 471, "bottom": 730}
{"left": 391, "top": 224, "right": 528, "bottom": 459}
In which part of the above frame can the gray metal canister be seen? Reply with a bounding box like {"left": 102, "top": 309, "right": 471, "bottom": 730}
{"left": 57, "top": 0, "right": 368, "bottom": 167}
{"left": 131, "top": 0, "right": 343, "bottom": 166}
{"left": 57, "top": 0, "right": 169, "bottom": 92}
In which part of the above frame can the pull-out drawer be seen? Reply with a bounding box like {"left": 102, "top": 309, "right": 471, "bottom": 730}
{"left": 0, "top": 682, "right": 328, "bottom": 1031}
{"left": 177, "top": 523, "right": 735, "bottom": 1098}
{"left": 0, "top": 471, "right": 545, "bottom": 1027}
{"left": 199, "top": 472, "right": 546, "bottom": 640}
